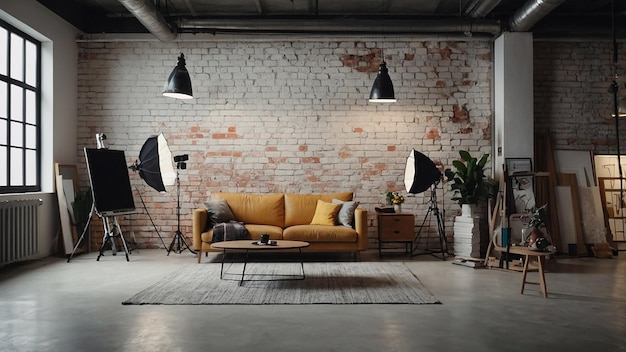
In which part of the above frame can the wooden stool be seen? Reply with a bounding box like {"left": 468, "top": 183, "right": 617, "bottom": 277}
{"left": 508, "top": 246, "right": 553, "bottom": 298}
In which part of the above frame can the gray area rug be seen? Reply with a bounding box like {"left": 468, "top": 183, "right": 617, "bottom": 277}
{"left": 122, "top": 262, "right": 440, "bottom": 305}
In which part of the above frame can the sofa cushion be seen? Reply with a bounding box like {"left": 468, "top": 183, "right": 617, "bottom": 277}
{"left": 284, "top": 192, "right": 353, "bottom": 227}
{"left": 212, "top": 192, "right": 285, "bottom": 228}
{"left": 332, "top": 199, "right": 360, "bottom": 228}
{"left": 283, "top": 225, "right": 358, "bottom": 242}
{"left": 244, "top": 224, "right": 284, "bottom": 241}
{"left": 204, "top": 199, "right": 235, "bottom": 228}
{"left": 310, "top": 200, "right": 342, "bottom": 226}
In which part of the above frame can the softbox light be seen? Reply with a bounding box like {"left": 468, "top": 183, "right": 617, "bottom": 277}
{"left": 404, "top": 149, "right": 442, "bottom": 194}
{"left": 132, "top": 133, "right": 176, "bottom": 192}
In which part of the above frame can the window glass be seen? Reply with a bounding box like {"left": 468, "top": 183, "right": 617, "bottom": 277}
{"left": 25, "top": 149, "right": 36, "bottom": 185}
{"left": 0, "top": 82, "right": 7, "bottom": 118}
{"left": 0, "top": 118, "right": 5, "bottom": 144}
{"left": 10, "top": 146, "right": 23, "bottom": 185}
{"left": 25, "top": 40, "right": 36, "bottom": 87}
{"left": 9, "top": 33, "right": 23, "bottom": 81}
{"left": 10, "top": 85, "right": 23, "bottom": 121}
{"left": 10, "top": 120, "right": 23, "bottom": 147}
{"left": 25, "top": 124, "right": 35, "bottom": 149}
{"left": 0, "top": 28, "right": 7, "bottom": 76}
{"left": 0, "top": 146, "right": 6, "bottom": 186}
{"left": 25, "top": 90, "right": 35, "bottom": 124}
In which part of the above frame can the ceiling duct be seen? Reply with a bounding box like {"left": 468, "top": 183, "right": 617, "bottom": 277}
{"left": 118, "top": 0, "right": 177, "bottom": 42}
{"left": 178, "top": 18, "right": 502, "bottom": 36}
{"left": 466, "top": 0, "right": 502, "bottom": 18}
{"left": 509, "top": 0, "right": 567, "bottom": 32}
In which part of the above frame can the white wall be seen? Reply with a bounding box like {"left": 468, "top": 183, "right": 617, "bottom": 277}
{"left": 0, "top": 0, "right": 80, "bottom": 258}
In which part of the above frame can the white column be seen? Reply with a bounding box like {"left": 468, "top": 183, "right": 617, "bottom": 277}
{"left": 494, "top": 32, "right": 534, "bottom": 180}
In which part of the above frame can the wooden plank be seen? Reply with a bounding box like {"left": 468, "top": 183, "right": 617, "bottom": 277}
{"left": 557, "top": 173, "right": 587, "bottom": 256}
{"left": 534, "top": 132, "right": 562, "bottom": 252}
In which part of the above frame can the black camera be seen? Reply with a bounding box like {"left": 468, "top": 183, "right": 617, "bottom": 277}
{"left": 174, "top": 154, "right": 189, "bottom": 162}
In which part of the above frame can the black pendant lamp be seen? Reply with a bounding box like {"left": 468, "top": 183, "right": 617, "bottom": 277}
{"left": 369, "top": 60, "right": 396, "bottom": 102}
{"left": 163, "top": 53, "right": 193, "bottom": 99}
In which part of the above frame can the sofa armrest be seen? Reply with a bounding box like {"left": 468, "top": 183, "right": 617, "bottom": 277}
{"left": 354, "top": 207, "right": 368, "bottom": 250}
{"left": 192, "top": 208, "right": 209, "bottom": 250}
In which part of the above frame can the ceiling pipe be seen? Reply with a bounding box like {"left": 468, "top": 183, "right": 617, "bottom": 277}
{"left": 509, "top": 0, "right": 567, "bottom": 32}
{"left": 118, "top": 0, "right": 177, "bottom": 42}
{"left": 178, "top": 18, "right": 502, "bottom": 35}
{"left": 465, "top": 0, "right": 502, "bottom": 18}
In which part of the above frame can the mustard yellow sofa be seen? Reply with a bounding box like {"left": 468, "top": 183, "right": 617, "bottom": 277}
{"left": 192, "top": 192, "right": 368, "bottom": 263}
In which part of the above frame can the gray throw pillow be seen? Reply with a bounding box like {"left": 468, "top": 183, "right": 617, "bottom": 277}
{"left": 204, "top": 199, "right": 236, "bottom": 226}
{"left": 332, "top": 199, "right": 359, "bottom": 228}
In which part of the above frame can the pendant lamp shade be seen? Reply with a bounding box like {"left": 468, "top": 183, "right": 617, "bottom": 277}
{"left": 404, "top": 149, "right": 442, "bottom": 194}
{"left": 369, "top": 61, "right": 396, "bottom": 103}
{"left": 163, "top": 53, "right": 193, "bottom": 99}
{"left": 131, "top": 133, "right": 177, "bottom": 193}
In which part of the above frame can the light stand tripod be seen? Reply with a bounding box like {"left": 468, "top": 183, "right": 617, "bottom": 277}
{"left": 167, "top": 154, "right": 196, "bottom": 255}
{"left": 412, "top": 180, "right": 448, "bottom": 260}
{"left": 134, "top": 183, "right": 168, "bottom": 251}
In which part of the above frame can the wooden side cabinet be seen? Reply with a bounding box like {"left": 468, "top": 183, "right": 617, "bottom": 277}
{"left": 377, "top": 213, "right": 415, "bottom": 256}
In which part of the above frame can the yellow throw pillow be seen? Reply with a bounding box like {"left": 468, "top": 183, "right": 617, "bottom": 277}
{"left": 310, "top": 200, "right": 342, "bottom": 226}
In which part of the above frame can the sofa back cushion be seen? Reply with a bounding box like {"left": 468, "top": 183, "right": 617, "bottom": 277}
{"left": 211, "top": 192, "right": 285, "bottom": 228}
{"left": 284, "top": 192, "right": 353, "bottom": 227}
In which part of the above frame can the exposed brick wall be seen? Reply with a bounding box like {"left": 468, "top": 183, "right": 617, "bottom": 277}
{"left": 534, "top": 41, "right": 626, "bottom": 153}
{"left": 76, "top": 38, "right": 493, "bottom": 250}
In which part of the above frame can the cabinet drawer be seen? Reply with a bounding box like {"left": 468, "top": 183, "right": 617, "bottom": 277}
{"left": 378, "top": 215, "right": 414, "bottom": 241}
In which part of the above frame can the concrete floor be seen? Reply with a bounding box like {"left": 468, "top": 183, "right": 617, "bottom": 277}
{"left": 1, "top": 248, "right": 625, "bottom": 352}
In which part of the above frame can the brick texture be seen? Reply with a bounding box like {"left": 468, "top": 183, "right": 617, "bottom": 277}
{"left": 534, "top": 41, "right": 626, "bottom": 153}
{"left": 76, "top": 39, "right": 493, "bottom": 250}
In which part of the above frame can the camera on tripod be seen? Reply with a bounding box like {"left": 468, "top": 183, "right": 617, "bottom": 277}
{"left": 174, "top": 154, "right": 188, "bottom": 170}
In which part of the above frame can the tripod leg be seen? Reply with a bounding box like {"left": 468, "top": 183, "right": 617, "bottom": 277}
{"left": 97, "top": 217, "right": 112, "bottom": 261}
{"left": 114, "top": 217, "right": 131, "bottom": 261}
{"left": 135, "top": 184, "right": 168, "bottom": 252}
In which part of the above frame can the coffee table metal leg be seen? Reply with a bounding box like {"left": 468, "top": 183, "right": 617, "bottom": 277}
{"left": 299, "top": 248, "right": 305, "bottom": 279}
{"left": 240, "top": 249, "right": 250, "bottom": 286}
{"left": 220, "top": 249, "right": 226, "bottom": 279}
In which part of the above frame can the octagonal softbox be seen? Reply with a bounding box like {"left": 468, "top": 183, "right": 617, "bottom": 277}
{"left": 132, "top": 133, "right": 176, "bottom": 192}
{"left": 404, "top": 149, "right": 442, "bottom": 194}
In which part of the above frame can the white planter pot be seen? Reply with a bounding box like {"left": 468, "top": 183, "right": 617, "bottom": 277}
{"left": 461, "top": 204, "right": 475, "bottom": 218}
{"left": 393, "top": 204, "right": 402, "bottom": 213}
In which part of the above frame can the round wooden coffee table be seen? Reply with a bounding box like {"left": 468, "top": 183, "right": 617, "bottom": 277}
{"left": 211, "top": 240, "right": 310, "bottom": 285}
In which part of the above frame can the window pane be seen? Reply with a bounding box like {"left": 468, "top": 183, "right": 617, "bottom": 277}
{"left": 0, "top": 81, "right": 6, "bottom": 119}
{"left": 10, "top": 121, "right": 22, "bottom": 147}
{"left": 0, "top": 27, "right": 6, "bottom": 76}
{"left": 0, "top": 146, "right": 6, "bottom": 186}
{"left": 25, "top": 149, "right": 35, "bottom": 185}
{"left": 10, "top": 85, "right": 22, "bottom": 121}
{"left": 0, "top": 118, "right": 5, "bottom": 145}
{"left": 25, "top": 40, "right": 36, "bottom": 87}
{"left": 10, "top": 147, "right": 22, "bottom": 186}
{"left": 25, "top": 124, "right": 35, "bottom": 149}
{"left": 10, "top": 33, "right": 23, "bottom": 81}
{"left": 25, "top": 90, "right": 35, "bottom": 124}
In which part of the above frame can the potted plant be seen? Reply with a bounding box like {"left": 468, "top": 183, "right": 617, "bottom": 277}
{"left": 444, "top": 150, "right": 493, "bottom": 217}
{"left": 524, "top": 204, "right": 551, "bottom": 250}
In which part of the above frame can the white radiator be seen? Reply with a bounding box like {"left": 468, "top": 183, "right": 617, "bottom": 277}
{"left": 0, "top": 198, "right": 42, "bottom": 266}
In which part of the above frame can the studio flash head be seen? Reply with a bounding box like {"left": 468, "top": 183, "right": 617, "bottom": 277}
{"left": 174, "top": 154, "right": 189, "bottom": 162}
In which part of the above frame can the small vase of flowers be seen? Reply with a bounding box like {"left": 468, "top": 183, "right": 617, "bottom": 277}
{"left": 386, "top": 191, "right": 405, "bottom": 213}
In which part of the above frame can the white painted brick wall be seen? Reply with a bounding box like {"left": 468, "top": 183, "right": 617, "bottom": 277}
{"left": 77, "top": 38, "right": 494, "bottom": 250}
